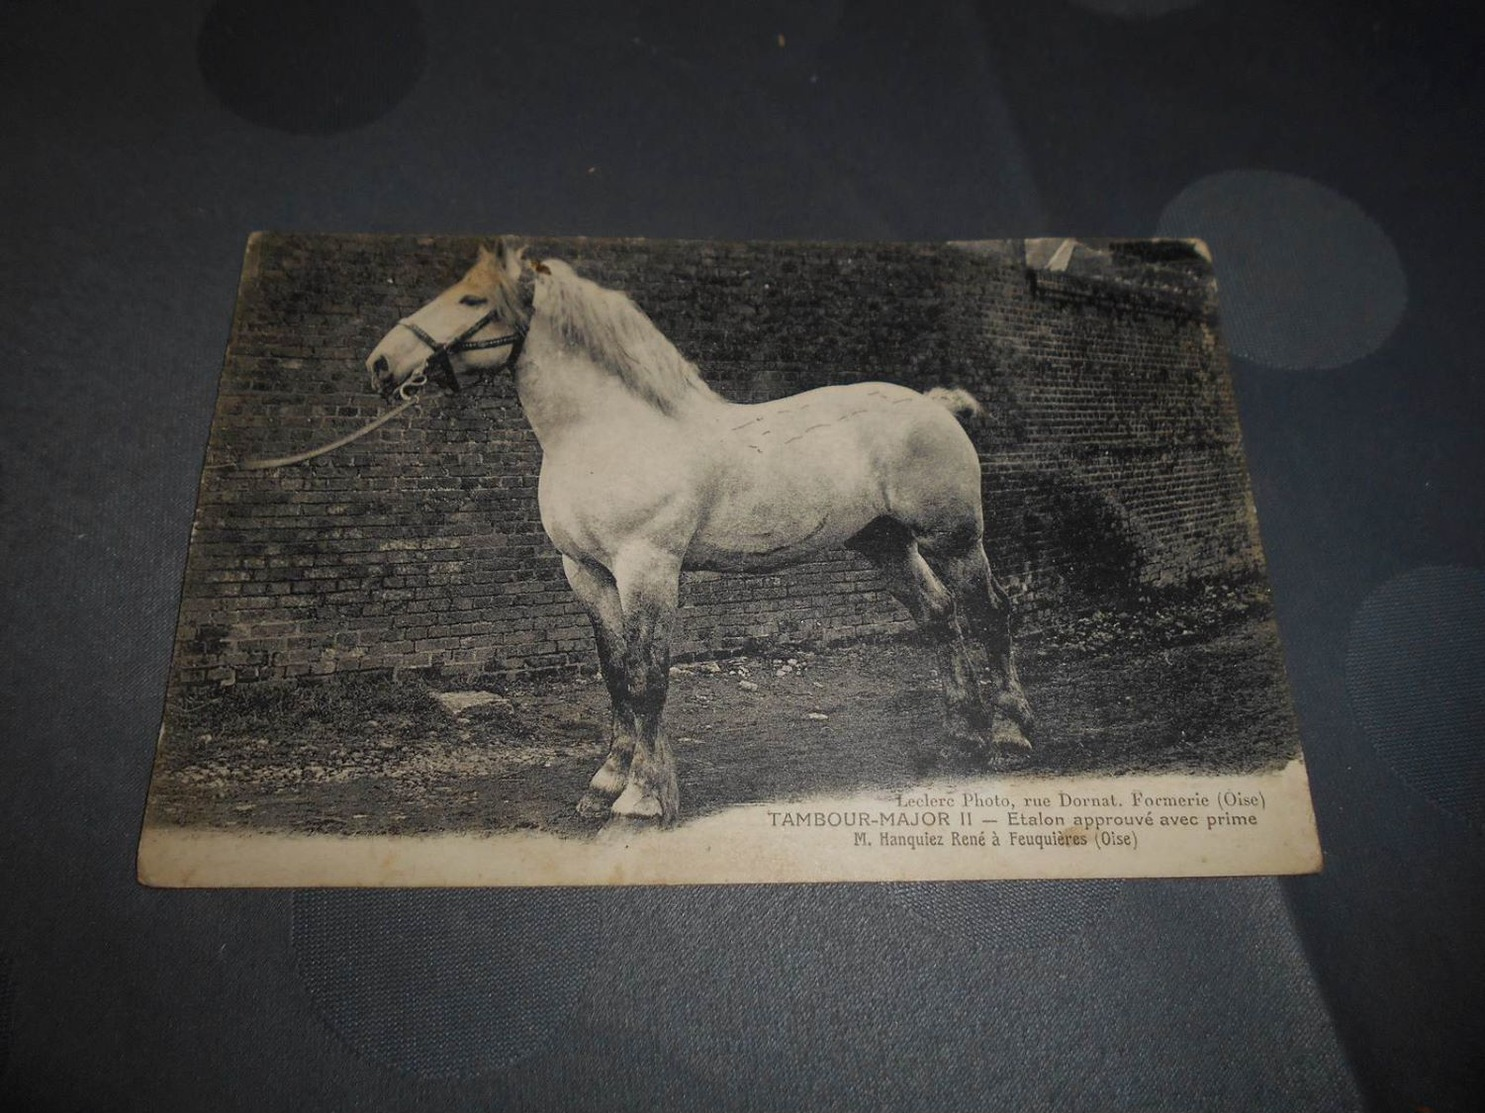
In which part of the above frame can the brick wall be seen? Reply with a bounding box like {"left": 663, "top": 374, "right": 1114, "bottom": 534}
{"left": 173, "top": 234, "right": 1258, "bottom": 685}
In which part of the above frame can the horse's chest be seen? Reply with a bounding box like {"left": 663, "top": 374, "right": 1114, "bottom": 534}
{"left": 536, "top": 466, "right": 595, "bottom": 553}
{"left": 536, "top": 452, "right": 691, "bottom": 562}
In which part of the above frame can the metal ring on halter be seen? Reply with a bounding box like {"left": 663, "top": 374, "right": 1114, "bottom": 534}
{"left": 397, "top": 369, "right": 429, "bottom": 401}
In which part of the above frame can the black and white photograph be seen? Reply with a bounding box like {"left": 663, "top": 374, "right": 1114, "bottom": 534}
{"left": 14, "top": 0, "right": 1485, "bottom": 1104}
{"left": 138, "top": 234, "right": 1319, "bottom": 885}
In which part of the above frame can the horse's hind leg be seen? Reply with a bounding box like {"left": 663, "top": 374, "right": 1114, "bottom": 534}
{"left": 937, "top": 542, "right": 1035, "bottom": 757}
{"left": 849, "top": 520, "right": 988, "bottom": 742}
{"left": 562, "top": 556, "right": 637, "bottom": 816}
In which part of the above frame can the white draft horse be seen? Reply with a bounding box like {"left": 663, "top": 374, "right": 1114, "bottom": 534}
{"left": 366, "top": 240, "right": 1035, "bottom": 824}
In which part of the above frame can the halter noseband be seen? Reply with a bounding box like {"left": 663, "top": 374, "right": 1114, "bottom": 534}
{"left": 395, "top": 306, "right": 527, "bottom": 396}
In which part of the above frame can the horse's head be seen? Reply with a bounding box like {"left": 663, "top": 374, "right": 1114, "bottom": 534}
{"left": 366, "top": 238, "right": 531, "bottom": 401}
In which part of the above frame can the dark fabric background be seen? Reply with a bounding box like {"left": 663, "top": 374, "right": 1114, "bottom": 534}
{"left": 1, "top": 1, "right": 1480, "bottom": 1110}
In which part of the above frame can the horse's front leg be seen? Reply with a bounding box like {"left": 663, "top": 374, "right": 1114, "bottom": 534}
{"left": 607, "top": 544, "right": 683, "bottom": 824}
{"left": 562, "top": 556, "right": 635, "bottom": 816}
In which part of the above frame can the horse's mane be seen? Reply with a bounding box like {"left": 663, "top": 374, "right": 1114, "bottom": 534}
{"left": 534, "top": 260, "right": 718, "bottom": 414}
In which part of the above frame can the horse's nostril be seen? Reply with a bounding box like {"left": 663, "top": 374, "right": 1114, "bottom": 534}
{"left": 373, "top": 355, "right": 390, "bottom": 378}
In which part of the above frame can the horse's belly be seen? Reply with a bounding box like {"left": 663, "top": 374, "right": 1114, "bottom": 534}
{"left": 685, "top": 529, "right": 855, "bottom": 573}
{"left": 685, "top": 469, "right": 880, "bottom": 573}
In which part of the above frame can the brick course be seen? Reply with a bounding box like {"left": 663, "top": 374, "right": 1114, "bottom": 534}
{"left": 173, "top": 235, "right": 1258, "bottom": 685}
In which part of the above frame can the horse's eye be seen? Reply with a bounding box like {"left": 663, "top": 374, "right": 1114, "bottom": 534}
{"left": 460, "top": 295, "right": 488, "bottom": 306}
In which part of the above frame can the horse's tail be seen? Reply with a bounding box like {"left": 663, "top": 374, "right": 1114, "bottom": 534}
{"left": 924, "top": 386, "right": 984, "bottom": 423}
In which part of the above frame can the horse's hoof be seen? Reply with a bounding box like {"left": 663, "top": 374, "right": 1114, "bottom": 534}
{"left": 576, "top": 791, "right": 612, "bottom": 819}
{"left": 588, "top": 760, "right": 627, "bottom": 799}
{"left": 611, "top": 782, "right": 677, "bottom": 825}
{"left": 991, "top": 691, "right": 1036, "bottom": 735}
{"left": 946, "top": 722, "right": 984, "bottom": 755}
{"left": 946, "top": 707, "right": 996, "bottom": 748}
{"left": 991, "top": 717, "right": 1034, "bottom": 758}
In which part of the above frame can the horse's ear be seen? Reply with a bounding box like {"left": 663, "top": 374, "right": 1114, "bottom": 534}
{"left": 488, "top": 237, "right": 526, "bottom": 280}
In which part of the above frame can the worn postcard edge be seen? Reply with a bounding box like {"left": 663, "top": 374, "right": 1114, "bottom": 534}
{"left": 139, "top": 758, "right": 1320, "bottom": 887}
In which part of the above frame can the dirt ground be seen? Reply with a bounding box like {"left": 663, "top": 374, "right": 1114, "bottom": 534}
{"left": 146, "top": 584, "right": 1301, "bottom": 838}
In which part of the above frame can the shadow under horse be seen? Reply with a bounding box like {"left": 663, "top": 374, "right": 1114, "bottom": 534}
{"left": 366, "top": 239, "right": 1035, "bottom": 824}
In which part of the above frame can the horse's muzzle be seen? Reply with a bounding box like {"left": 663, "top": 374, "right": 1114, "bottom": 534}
{"left": 370, "top": 355, "right": 394, "bottom": 398}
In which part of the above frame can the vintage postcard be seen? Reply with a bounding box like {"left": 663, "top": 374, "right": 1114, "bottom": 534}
{"left": 138, "top": 234, "right": 1321, "bottom": 886}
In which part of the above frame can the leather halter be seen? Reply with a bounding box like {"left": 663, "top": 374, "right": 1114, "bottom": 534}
{"left": 395, "top": 305, "right": 526, "bottom": 395}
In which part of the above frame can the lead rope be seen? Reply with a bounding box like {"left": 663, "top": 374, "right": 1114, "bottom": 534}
{"left": 207, "top": 370, "right": 430, "bottom": 472}
{"left": 211, "top": 288, "right": 530, "bottom": 472}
